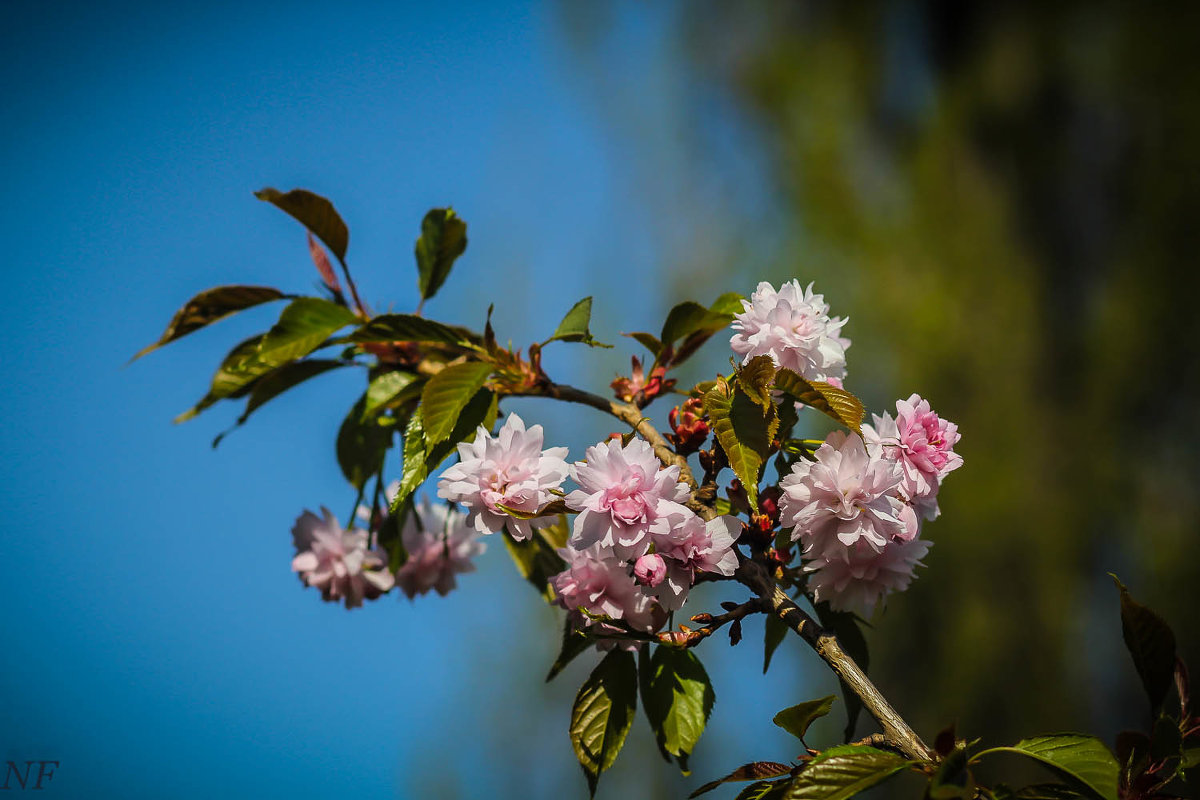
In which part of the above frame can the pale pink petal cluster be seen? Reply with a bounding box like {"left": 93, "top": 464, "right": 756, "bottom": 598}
{"left": 730, "top": 280, "right": 850, "bottom": 381}
{"left": 565, "top": 438, "right": 690, "bottom": 560}
{"left": 437, "top": 413, "right": 570, "bottom": 541}
{"left": 394, "top": 497, "right": 485, "bottom": 599}
{"left": 291, "top": 507, "right": 395, "bottom": 609}
{"left": 804, "top": 536, "right": 931, "bottom": 616}
{"left": 550, "top": 544, "right": 662, "bottom": 637}
{"left": 647, "top": 510, "right": 741, "bottom": 610}
{"left": 863, "top": 394, "right": 962, "bottom": 517}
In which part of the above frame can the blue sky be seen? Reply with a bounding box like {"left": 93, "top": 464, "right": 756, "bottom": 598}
{"left": 0, "top": 2, "right": 830, "bottom": 798}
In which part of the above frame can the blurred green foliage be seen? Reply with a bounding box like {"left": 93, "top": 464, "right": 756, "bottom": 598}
{"left": 561, "top": 0, "right": 1200, "bottom": 747}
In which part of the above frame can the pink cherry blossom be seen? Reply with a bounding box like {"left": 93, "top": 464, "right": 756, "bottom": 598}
{"left": 291, "top": 507, "right": 394, "bottom": 609}
{"left": 633, "top": 553, "right": 667, "bottom": 587}
{"left": 565, "top": 437, "right": 691, "bottom": 560}
{"left": 804, "top": 535, "right": 931, "bottom": 616}
{"left": 550, "top": 544, "right": 662, "bottom": 636}
{"left": 437, "top": 413, "right": 569, "bottom": 541}
{"left": 730, "top": 280, "right": 850, "bottom": 381}
{"left": 647, "top": 510, "right": 741, "bottom": 610}
{"left": 779, "top": 431, "right": 908, "bottom": 558}
{"left": 863, "top": 394, "right": 962, "bottom": 509}
{"left": 394, "top": 497, "right": 485, "bottom": 599}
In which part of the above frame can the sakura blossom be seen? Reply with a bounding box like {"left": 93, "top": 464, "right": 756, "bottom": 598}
{"left": 550, "top": 544, "right": 662, "bottom": 637}
{"left": 863, "top": 394, "right": 963, "bottom": 511}
{"left": 730, "top": 280, "right": 851, "bottom": 382}
{"left": 633, "top": 553, "right": 667, "bottom": 588}
{"left": 804, "top": 535, "right": 931, "bottom": 616}
{"left": 291, "top": 507, "right": 394, "bottom": 609}
{"left": 394, "top": 497, "right": 485, "bottom": 599}
{"left": 648, "top": 510, "right": 741, "bottom": 610}
{"left": 437, "top": 412, "right": 569, "bottom": 541}
{"left": 778, "top": 431, "right": 909, "bottom": 558}
{"left": 565, "top": 437, "right": 691, "bottom": 560}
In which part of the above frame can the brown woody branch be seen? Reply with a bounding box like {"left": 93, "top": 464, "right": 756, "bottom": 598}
{"left": 658, "top": 599, "right": 764, "bottom": 647}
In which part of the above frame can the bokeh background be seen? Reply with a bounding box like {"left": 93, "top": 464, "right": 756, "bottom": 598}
{"left": 3, "top": 1, "right": 1197, "bottom": 797}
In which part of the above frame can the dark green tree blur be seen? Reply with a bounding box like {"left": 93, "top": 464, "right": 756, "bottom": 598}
{"left": 560, "top": 0, "right": 1200, "bottom": 748}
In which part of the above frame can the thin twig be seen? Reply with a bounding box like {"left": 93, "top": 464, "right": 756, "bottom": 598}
{"left": 658, "top": 599, "right": 764, "bottom": 647}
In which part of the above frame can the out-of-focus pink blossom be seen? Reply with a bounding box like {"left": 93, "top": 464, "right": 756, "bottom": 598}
{"left": 291, "top": 507, "right": 394, "bottom": 609}
{"left": 805, "top": 536, "right": 931, "bottom": 616}
{"left": 730, "top": 280, "right": 850, "bottom": 382}
{"left": 649, "top": 511, "right": 741, "bottom": 610}
{"left": 437, "top": 413, "right": 569, "bottom": 541}
{"left": 779, "top": 431, "right": 908, "bottom": 557}
{"left": 565, "top": 438, "right": 690, "bottom": 560}
{"left": 633, "top": 553, "right": 667, "bottom": 587}
{"left": 550, "top": 545, "right": 661, "bottom": 636}
{"left": 863, "top": 394, "right": 962, "bottom": 511}
{"left": 394, "top": 498, "right": 485, "bottom": 599}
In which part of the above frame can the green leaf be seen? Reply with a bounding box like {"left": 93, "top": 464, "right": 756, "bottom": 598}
{"left": 774, "top": 369, "right": 864, "bottom": 435}
{"left": 547, "top": 296, "right": 612, "bottom": 348}
{"left": 547, "top": 618, "right": 593, "bottom": 682}
{"left": 247, "top": 297, "right": 360, "bottom": 374}
{"left": 641, "top": 645, "right": 716, "bottom": 774}
{"left": 414, "top": 208, "right": 467, "bottom": 302}
{"left": 764, "top": 613, "right": 789, "bottom": 674}
{"left": 420, "top": 361, "right": 494, "bottom": 446}
{"left": 624, "top": 331, "right": 663, "bottom": 357}
{"left": 973, "top": 735, "right": 1120, "bottom": 800}
{"left": 503, "top": 527, "right": 567, "bottom": 603}
{"left": 570, "top": 649, "right": 638, "bottom": 797}
{"left": 703, "top": 379, "right": 777, "bottom": 506}
{"left": 661, "top": 301, "right": 733, "bottom": 348}
{"left": 690, "top": 763, "right": 795, "bottom": 799}
{"left": 213, "top": 358, "right": 348, "bottom": 447}
{"left": 737, "top": 355, "right": 778, "bottom": 411}
{"left": 709, "top": 291, "right": 745, "bottom": 316}
{"left": 1009, "top": 785, "right": 1094, "bottom": 799}
{"left": 773, "top": 696, "right": 836, "bottom": 742}
{"left": 132, "top": 285, "right": 286, "bottom": 361}
{"left": 175, "top": 334, "right": 268, "bottom": 422}
{"left": 348, "top": 313, "right": 468, "bottom": 345}
{"left": 815, "top": 603, "right": 869, "bottom": 742}
{"left": 363, "top": 370, "right": 419, "bottom": 420}
{"left": 337, "top": 393, "right": 394, "bottom": 491}
{"left": 785, "top": 745, "right": 910, "bottom": 800}
{"left": 255, "top": 187, "right": 349, "bottom": 264}
{"left": 1110, "top": 575, "right": 1178, "bottom": 715}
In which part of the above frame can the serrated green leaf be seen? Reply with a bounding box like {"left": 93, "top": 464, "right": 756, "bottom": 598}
{"left": 690, "top": 763, "right": 795, "bottom": 799}
{"left": 348, "top": 313, "right": 469, "bottom": 345}
{"left": 709, "top": 292, "right": 746, "bottom": 316}
{"left": 415, "top": 208, "right": 467, "bottom": 301}
{"left": 548, "top": 618, "right": 593, "bottom": 682}
{"left": 255, "top": 187, "right": 349, "bottom": 263}
{"left": 213, "top": 358, "right": 348, "bottom": 446}
{"left": 175, "top": 334, "right": 268, "bottom": 422}
{"left": 773, "top": 696, "right": 836, "bottom": 742}
{"left": 737, "top": 355, "right": 778, "bottom": 411}
{"left": 764, "top": 613, "right": 789, "bottom": 674}
{"left": 1111, "top": 575, "right": 1178, "bottom": 715}
{"left": 245, "top": 297, "right": 359, "bottom": 375}
{"left": 337, "top": 393, "right": 394, "bottom": 491}
{"left": 391, "top": 413, "right": 429, "bottom": 514}
{"left": 774, "top": 369, "right": 864, "bottom": 435}
{"left": 132, "top": 285, "right": 286, "bottom": 362}
{"left": 661, "top": 301, "right": 733, "bottom": 348}
{"left": 363, "top": 370, "right": 419, "bottom": 419}
{"left": 815, "top": 603, "right": 869, "bottom": 742}
{"left": 641, "top": 645, "right": 716, "bottom": 774}
{"left": 420, "top": 361, "right": 494, "bottom": 445}
{"left": 547, "top": 296, "right": 612, "bottom": 348}
{"left": 703, "top": 379, "right": 777, "bottom": 506}
{"left": 974, "top": 735, "right": 1120, "bottom": 800}
{"left": 571, "top": 649, "right": 638, "bottom": 797}
{"left": 785, "top": 746, "right": 910, "bottom": 800}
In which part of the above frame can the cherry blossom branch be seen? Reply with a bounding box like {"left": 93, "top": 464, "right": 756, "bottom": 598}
{"left": 658, "top": 599, "right": 764, "bottom": 647}
{"left": 734, "top": 555, "right": 936, "bottom": 762}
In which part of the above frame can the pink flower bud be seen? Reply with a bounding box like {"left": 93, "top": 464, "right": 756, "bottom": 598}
{"left": 634, "top": 553, "right": 667, "bottom": 587}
